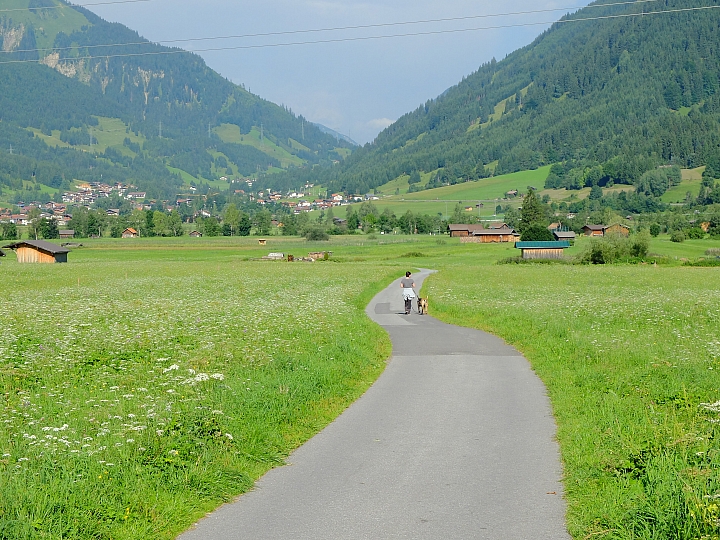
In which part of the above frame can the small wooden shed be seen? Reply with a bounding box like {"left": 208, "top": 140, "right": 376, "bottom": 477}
{"left": 552, "top": 230, "right": 576, "bottom": 241}
{"left": 59, "top": 229, "right": 75, "bottom": 239}
{"left": 3, "top": 240, "right": 70, "bottom": 263}
{"left": 515, "top": 241, "right": 570, "bottom": 260}
{"left": 121, "top": 227, "right": 139, "bottom": 238}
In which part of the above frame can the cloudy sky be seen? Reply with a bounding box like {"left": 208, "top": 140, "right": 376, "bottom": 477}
{"left": 91, "top": 0, "right": 593, "bottom": 144}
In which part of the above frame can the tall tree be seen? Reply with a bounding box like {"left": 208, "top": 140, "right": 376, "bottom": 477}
{"left": 224, "top": 204, "right": 241, "bottom": 236}
{"left": 518, "top": 189, "right": 547, "bottom": 232}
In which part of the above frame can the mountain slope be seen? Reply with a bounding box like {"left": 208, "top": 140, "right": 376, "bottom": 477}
{"left": 0, "top": 0, "right": 353, "bottom": 200}
{"left": 274, "top": 0, "right": 720, "bottom": 196}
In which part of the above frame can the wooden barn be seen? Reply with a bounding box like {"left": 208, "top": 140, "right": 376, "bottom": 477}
{"left": 582, "top": 224, "right": 630, "bottom": 237}
{"left": 3, "top": 240, "right": 70, "bottom": 263}
{"left": 448, "top": 224, "right": 486, "bottom": 237}
{"left": 461, "top": 227, "right": 520, "bottom": 243}
{"left": 605, "top": 224, "right": 630, "bottom": 237}
{"left": 515, "top": 241, "right": 570, "bottom": 260}
{"left": 582, "top": 225, "right": 606, "bottom": 237}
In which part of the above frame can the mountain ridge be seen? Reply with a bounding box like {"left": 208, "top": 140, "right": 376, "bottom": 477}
{"left": 0, "top": 0, "right": 352, "bottom": 202}
{"left": 258, "top": 0, "right": 720, "bottom": 198}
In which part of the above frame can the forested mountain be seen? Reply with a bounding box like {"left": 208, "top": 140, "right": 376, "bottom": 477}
{"left": 261, "top": 0, "right": 720, "bottom": 196}
{"left": 0, "top": 0, "right": 352, "bottom": 200}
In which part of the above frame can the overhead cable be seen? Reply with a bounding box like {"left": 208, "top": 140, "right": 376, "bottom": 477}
{"left": 3, "top": 0, "right": 662, "bottom": 54}
{"left": 0, "top": 3, "right": 717, "bottom": 65}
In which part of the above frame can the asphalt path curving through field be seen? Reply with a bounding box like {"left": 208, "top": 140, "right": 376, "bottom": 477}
{"left": 179, "top": 269, "right": 569, "bottom": 539}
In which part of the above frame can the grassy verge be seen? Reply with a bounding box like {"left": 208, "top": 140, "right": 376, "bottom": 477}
{"left": 425, "top": 262, "right": 720, "bottom": 539}
{"left": 3, "top": 234, "right": 720, "bottom": 539}
{"left": 0, "top": 243, "right": 399, "bottom": 539}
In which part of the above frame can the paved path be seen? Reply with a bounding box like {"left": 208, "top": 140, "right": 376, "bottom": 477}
{"left": 179, "top": 269, "right": 569, "bottom": 539}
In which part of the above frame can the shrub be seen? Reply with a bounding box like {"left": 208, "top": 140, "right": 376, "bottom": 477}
{"left": 670, "top": 230, "right": 686, "bottom": 243}
{"left": 649, "top": 223, "right": 661, "bottom": 237}
{"left": 304, "top": 226, "right": 330, "bottom": 241}
{"left": 683, "top": 259, "right": 720, "bottom": 267}
{"left": 582, "top": 240, "right": 615, "bottom": 264}
{"left": 579, "top": 231, "right": 650, "bottom": 264}
{"left": 685, "top": 227, "right": 705, "bottom": 239}
{"left": 630, "top": 230, "right": 651, "bottom": 258}
{"left": 520, "top": 224, "right": 554, "bottom": 242}
{"left": 705, "top": 248, "right": 720, "bottom": 256}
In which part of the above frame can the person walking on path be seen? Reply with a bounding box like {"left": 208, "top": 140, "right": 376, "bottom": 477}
{"left": 400, "top": 271, "right": 416, "bottom": 314}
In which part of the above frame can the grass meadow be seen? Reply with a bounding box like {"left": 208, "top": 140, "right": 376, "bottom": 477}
{"left": 1, "top": 234, "right": 720, "bottom": 539}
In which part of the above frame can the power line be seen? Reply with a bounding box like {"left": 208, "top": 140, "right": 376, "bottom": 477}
{"left": 0, "top": 0, "right": 152, "bottom": 13}
{"left": 2, "top": 0, "right": 663, "bottom": 55}
{"left": 0, "top": 3, "right": 717, "bottom": 65}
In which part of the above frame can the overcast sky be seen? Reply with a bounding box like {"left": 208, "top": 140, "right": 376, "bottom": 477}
{"left": 90, "top": 0, "right": 593, "bottom": 144}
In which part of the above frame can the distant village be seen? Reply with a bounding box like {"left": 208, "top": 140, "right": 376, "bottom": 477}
{"left": 0, "top": 179, "right": 382, "bottom": 228}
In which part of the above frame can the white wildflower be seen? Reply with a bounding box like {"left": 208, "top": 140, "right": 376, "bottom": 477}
{"left": 701, "top": 400, "right": 720, "bottom": 412}
{"left": 163, "top": 364, "right": 179, "bottom": 373}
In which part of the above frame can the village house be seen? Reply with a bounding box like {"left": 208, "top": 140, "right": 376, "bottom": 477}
{"left": 2, "top": 240, "right": 70, "bottom": 263}
{"left": 121, "top": 228, "right": 139, "bottom": 238}
{"left": 10, "top": 214, "right": 29, "bottom": 225}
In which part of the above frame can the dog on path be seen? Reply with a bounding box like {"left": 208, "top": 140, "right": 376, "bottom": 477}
{"left": 417, "top": 297, "right": 428, "bottom": 315}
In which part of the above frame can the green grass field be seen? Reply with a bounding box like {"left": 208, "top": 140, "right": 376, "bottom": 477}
{"left": 6, "top": 0, "right": 90, "bottom": 51}
{"left": 213, "top": 124, "right": 304, "bottom": 168}
{"left": 661, "top": 167, "right": 706, "bottom": 203}
{"left": 332, "top": 167, "right": 553, "bottom": 219}
{"left": 2, "top": 234, "right": 720, "bottom": 539}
